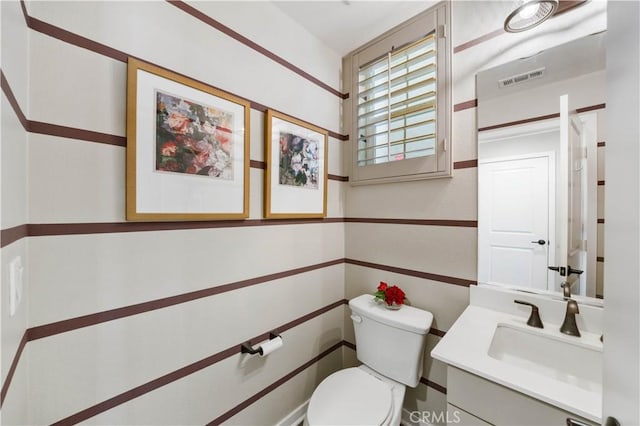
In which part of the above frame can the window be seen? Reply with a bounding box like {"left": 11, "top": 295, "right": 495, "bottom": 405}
{"left": 347, "top": 2, "right": 451, "bottom": 184}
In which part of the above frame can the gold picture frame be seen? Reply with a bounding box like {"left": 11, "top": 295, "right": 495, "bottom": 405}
{"left": 264, "top": 109, "right": 328, "bottom": 219}
{"left": 126, "top": 58, "right": 250, "bottom": 221}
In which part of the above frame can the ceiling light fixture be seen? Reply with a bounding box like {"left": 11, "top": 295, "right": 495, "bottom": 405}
{"left": 504, "top": 0, "right": 559, "bottom": 33}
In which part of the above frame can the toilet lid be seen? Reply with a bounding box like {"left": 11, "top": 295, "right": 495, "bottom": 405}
{"left": 307, "top": 368, "right": 392, "bottom": 425}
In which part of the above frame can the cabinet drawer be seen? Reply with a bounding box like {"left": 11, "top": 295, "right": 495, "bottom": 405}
{"left": 447, "top": 367, "right": 598, "bottom": 426}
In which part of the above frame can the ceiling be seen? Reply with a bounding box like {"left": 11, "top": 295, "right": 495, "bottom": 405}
{"left": 271, "top": 1, "right": 439, "bottom": 56}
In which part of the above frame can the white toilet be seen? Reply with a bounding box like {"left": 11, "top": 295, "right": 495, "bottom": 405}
{"left": 306, "top": 294, "right": 434, "bottom": 425}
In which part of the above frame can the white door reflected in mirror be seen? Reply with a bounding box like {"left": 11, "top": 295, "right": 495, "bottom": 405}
{"left": 478, "top": 152, "right": 554, "bottom": 290}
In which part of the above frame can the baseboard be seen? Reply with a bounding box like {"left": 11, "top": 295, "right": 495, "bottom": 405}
{"left": 276, "top": 399, "right": 309, "bottom": 426}
{"left": 402, "top": 408, "right": 434, "bottom": 426}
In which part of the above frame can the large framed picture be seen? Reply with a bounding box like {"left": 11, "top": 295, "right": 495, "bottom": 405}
{"left": 126, "top": 58, "right": 250, "bottom": 221}
{"left": 264, "top": 109, "right": 328, "bottom": 219}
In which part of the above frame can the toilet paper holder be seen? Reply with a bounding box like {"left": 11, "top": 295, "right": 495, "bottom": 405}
{"left": 241, "top": 331, "right": 281, "bottom": 356}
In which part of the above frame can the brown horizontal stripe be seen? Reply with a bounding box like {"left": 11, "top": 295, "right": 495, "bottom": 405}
{"left": 454, "top": 99, "right": 477, "bottom": 112}
{"left": 249, "top": 161, "right": 348, "bottom": 182}
{"left": 17, "top": 4, "right": 348, "bottom": 142}
{"left": 344, "top": 218, "right": 477, "bottom": 227}
{"left": 249, "top": 160, "right": 266, "bottom": 169}
{"left": 26, "top": 0, "right": 348, "bottom": 101}
{"left": 597, "top": 256, "right": 605, "bottom": 262}
{"left": 0, "top": 224, "right": 29, "bottom": 248}
{"left": 52, "top": 344, "right": 238, "bottom": 425}
{"left": 28, "top": 259, "right": 344, "bottom": 341}
{"left": 209, "top": 341, "right": 344, "bottom": 425}
{"left": 2, "top": 70, "right": 126, "bottom": 146}
{"left": 0, "top": 332, "right": 28, "bottom": 408}
{"left": 598, "top": 180, "right": 605, "bottom": 186}
{"left": 166, "top": 1, "right": 346, "bottom": 99}
{"left": 17, "top": 216, "right": 476, "bottom": 240}
{"left": 329, "top": 130, "right": 349, "bottom": 141}
{"left": 454, "top": 28, "right": 504, "bottom": 54}
{"left": 576, "top": 103, "right": 606, "bottom": 113}
{"left": 479, "top": 103, "right": 605, "bottom": 132}
{"left": 343, "top": 340, "right": 356, "bottom": 351}
{"left": 29, "top": 121, "right": 126, "bottom": 146}
{"left": 1, "top": 216, "right": 477, "bottom": 245}
{"left": 597, "top": 141, "right": 606, "bottom": 147}
{"left": 345, "top": 258, "right": 476, "bottom": 287}
{"left": 28, "top": 13, "right": 129, "bottom": 62}
{"left": 1, "top": 70, "right": 29, "bottom": 130}
{"left": 420, "top": 377, "right": 447, "bottom": 395}
{"left": 277, "top": 300, "right": 347, "bottom": 336}
{"left": 452, "top": 2, "right": 587, "bottom": 55}
{"left": 479, "top": 112, "right": 560, "bottom": 132}
{"left": 51, "top": 301, "right": 346, "bottom": 425}
{"left": 429, "top": 328, "right": 447, "bottom": 338}
{"left": 328, "top": 174, "right": 349, "bottom": 182}
{"left": 555, "top": 1, "right": 589, "bottom": 16}
{"left": 28, "top": 218, "right": 343, "bottom": 238}
{"left": 596, "top": 294, "right": 604, "bottom": 299}
{"left": 19, "top": 0, "right": 29, "bottom": 25}
{"left": 454, "top": 159, "right": 478, "bottom": 170}
{"left": 598, "top": 218, "right": 605, "bottom": 224}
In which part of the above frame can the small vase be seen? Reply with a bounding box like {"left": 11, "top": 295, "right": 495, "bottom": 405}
{"left": 384, "top": 302, "right": 401, "bottom": 310}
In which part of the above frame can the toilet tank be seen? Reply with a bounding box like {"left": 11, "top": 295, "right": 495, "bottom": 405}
{"left": 349, "top": 294, "right": 433, "bottom": 387}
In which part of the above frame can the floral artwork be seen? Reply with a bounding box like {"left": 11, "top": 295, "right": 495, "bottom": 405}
{"left": 155, "top": 91, "right": 234, "bottom": 180}
{"left": 278, "top": 131, "right": 319, "bottom": 189}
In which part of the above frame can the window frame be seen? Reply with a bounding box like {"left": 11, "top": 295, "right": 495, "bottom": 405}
{"left": 347, "top": 1, "right": 451, "bottom": 185}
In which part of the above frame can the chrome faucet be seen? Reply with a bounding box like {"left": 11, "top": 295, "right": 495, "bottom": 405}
{"left": 560, "top": 299, "right": 581, "bottom": 337}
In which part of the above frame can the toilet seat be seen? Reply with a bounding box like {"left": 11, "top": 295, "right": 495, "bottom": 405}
{"left": 306, "top": 367, "right": 393, "bottom": 425}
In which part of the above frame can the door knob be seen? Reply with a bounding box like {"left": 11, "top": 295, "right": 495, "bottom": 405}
{"left": 531, "top": 239, "right": 546, "bottom": 245}
{"left": 548, "top": 266, "right": 567, "bottom": 276}
{"left": 567, "top": 265, "right": 583, "bottom": 276}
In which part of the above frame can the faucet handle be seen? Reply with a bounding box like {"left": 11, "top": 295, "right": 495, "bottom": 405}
{"left": 514, "top": 300, "right": 544, "bottom": 328}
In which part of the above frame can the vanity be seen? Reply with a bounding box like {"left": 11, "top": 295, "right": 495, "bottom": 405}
{"left": 432, "top": 286, "right": 603, "bottom": 426}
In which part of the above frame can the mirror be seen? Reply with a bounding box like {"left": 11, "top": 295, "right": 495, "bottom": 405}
{"left": 476, "top": 32, "right": 605, "bottom": 301}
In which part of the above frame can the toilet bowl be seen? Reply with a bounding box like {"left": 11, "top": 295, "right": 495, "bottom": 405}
{"left": 305, "top": 365, "right": 405, "bottom": 426}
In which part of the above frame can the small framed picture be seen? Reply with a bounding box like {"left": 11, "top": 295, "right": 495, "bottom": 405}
{"left": 126, "top": 58, "right": 250, "bottom": 221}
{"left": 264, "top": 109, "right": 328, "bottom": 219}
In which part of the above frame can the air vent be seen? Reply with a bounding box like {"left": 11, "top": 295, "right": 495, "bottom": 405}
{"left": 498, "top": 67, "right": 546, "bottom": 88}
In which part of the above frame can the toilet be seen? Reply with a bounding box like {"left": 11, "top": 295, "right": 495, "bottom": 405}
{"left": 306, "top": 294, "right": 434, "bottom": 425}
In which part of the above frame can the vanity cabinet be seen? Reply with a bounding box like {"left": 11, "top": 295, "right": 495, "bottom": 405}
{"left": 446, "top": 367, "right": 598, "bottom": 426}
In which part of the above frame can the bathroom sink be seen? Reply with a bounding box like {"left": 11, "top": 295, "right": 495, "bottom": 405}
{"left": 488, "top": 323, "right": 602, "bottom": 392}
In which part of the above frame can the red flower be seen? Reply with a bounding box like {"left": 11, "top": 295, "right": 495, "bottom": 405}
{"left": 384, "top": 285, "right": 406, "bottom": 306}
{"left": 377, "top": 281, "right": 388, "bottom": 291}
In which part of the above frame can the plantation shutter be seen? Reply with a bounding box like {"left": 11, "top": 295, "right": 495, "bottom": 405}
{"left": 348, "top": 2, "right": 450, "bottom": 185}
{"left": 357, "top": 33, "right": 437, "bottom": 166}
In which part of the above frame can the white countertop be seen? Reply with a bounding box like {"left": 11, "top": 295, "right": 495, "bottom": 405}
{"left": 431, "top": 305, "right": 603, "bottom": 423}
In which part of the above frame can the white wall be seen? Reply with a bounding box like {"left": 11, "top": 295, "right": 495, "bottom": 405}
{"left": 1, "top": 1, "right": 30, "bottom": 424}
{"left": 1, "top": 1, "right": 347, "bottom": 424}
{"left": 603, "top": 1, "right": 640, "bottom": 424}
